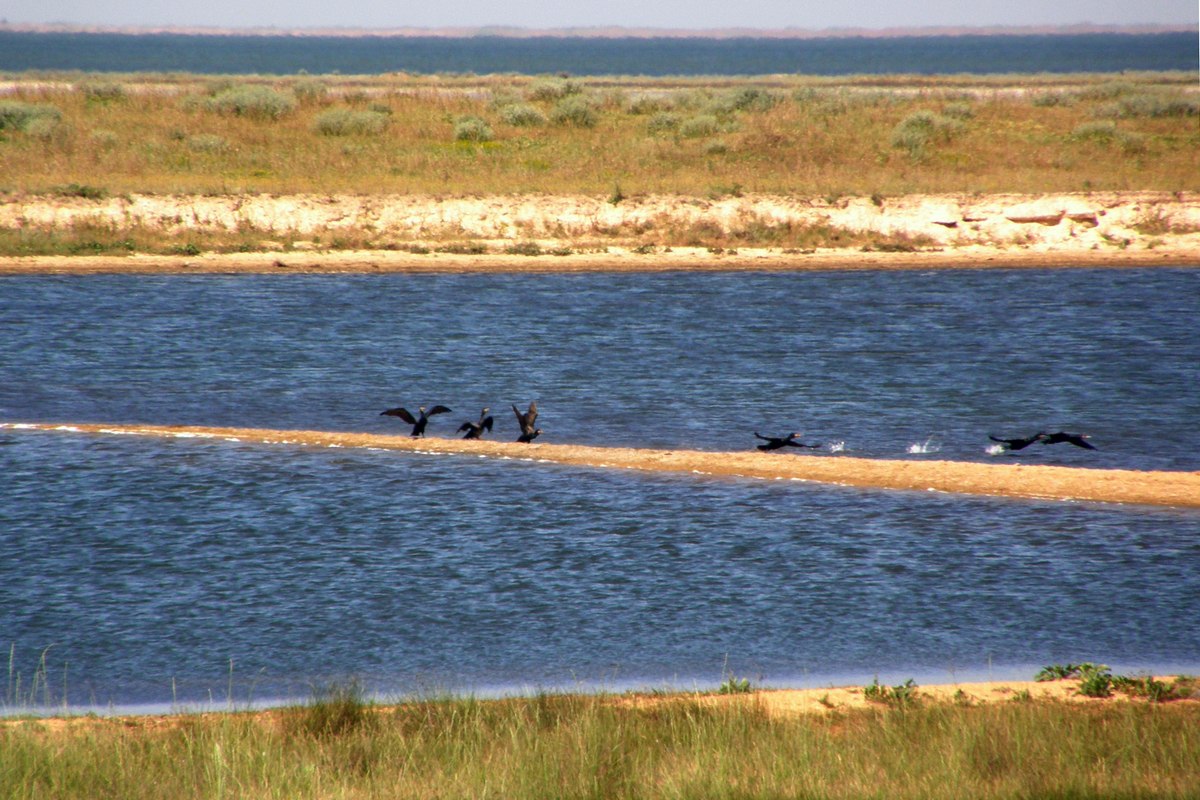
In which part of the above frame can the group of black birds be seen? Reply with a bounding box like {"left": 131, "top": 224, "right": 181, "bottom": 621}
{"left": 381, "top": 402, "right": 542, "bottom": 443}
{"left": 752, "top": 429, "right": 1096, "bottom": 453}
{"left": 381, "top": 403, "right": 1094, "bottom": 456}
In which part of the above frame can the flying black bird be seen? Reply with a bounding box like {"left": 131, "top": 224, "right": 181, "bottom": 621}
{"left": 380, "top": 404, "right": 452, "bottom": 437}
{"left": 988, "top": 432, "right": 1047, "bottom": 451}
{"left": 512, "top": 401, "right": 542, "bottom": 443}
{"left": 1040, "top": 431, "right": 1097, "bottom": 450}
{"left": 754, "top": 432, "right": 820, "bottom": 452}
{"left": 458, "top": 408, "right": 494, "bottom": 440}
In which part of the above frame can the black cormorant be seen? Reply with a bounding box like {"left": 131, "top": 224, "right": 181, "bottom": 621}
{"left": 380, "top": 404, "right": 452, "bottom": 437}
{"left": 988, "top": 432, "right": 1047, "bottom": 451}
{"left": 754, "top": 432, "right": 820, "bottom": 452}
{"left": 512, "top": 401, "right": 542, "bottom": 443}
{"left": 1040, "top": 431, "right": 1096, "bottom": 450}
{"left": 458, "top": 408, "right": 494, "bottom": 440}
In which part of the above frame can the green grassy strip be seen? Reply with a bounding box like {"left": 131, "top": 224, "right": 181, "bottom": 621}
{"left": 3, "top": 691, "right": 1198, "bottom": 799}
{"left": 0, "top": 72, "right": 1196, "bottom": 199}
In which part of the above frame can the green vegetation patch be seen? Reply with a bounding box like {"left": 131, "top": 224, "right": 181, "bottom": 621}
{"left": 0, "top": 101, "right": 62, "bottom": 132}
{"left": 203, "top": 85, "right": 297, "bottom": 119}
{"left": 312, "top": 107, "right": 390, "bottom": 136}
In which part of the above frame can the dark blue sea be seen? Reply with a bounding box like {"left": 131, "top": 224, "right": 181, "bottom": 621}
{"left": 2, "top": 268, "right": 1199, "bottom": 714}
{"left": 0, "top": 31, "right": 1194, "bottom": 76}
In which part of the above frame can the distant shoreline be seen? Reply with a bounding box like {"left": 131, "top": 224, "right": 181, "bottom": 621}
{"left": 1, "top": 21, "right": 1194, "bottom": 40}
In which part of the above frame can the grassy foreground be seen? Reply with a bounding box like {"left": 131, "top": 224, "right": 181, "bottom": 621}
{"left": 3, "top": 688, "right": 1198, "bottom": 799}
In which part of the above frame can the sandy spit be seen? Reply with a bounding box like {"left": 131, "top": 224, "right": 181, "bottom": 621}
{"left": 8, "top": 422, "right": 1199, "bottom": 508}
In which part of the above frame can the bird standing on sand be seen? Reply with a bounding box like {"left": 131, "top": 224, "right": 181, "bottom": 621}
{"left": 754, "top": 432, "right": 820, "bottom": 452}
{"left": 1040, "top": 431, "right": 1097, "bottom": 450}
{"left": 380, "top": 404, "right": 452, "bottom": 437}
{"left": 512, "top": 401, "right": 542, "bottom": 443}
{"left": 988, "top": 432, "right": 1047, "bottom": 451}
{"left": 458, "top": 408, "right": 494, "bottom": 440}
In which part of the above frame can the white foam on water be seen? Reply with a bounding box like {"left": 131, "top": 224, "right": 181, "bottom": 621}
{"left": 985, "top": 444, "right": 1007, "bottom": 455}
{"left": 828, "top": 441, "right": 845, "bottom": 453}
{"left": 171, "top": 432, "right": 216, "bottom": 439}
{"left": 54, "top": 425, "right": 80, "bottom": 432}
{"left": 98, "top": 428, "right": 142, "bottom": 435}
{"left": 907, "top": 437, "right": 941, "bottom": 454}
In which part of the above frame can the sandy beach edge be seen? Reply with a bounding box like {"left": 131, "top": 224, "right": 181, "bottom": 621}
{"left": 4, "top": 678, "right": 1196, "bottom": 732}
{"left": 6, "top": 422, "right": 1199, "bottom": 508}
{"left": 1, "top": 244, "right": 1197, "bottom": 275}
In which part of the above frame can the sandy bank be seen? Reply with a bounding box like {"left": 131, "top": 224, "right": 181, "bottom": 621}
{"left": 633, "top": 677, "right": 1199, "bottom": 717}
{"left": 8, "top": 422, "right": 1199, "bottom": 508}
{"left": 2, "top": 191, "right": 1197, "bottom": 274}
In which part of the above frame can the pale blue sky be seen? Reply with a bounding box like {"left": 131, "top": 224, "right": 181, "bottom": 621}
{"left": 4, "top": 0, "right": 1197, "bottom": 30}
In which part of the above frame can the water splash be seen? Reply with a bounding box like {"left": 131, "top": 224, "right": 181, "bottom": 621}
{"left": 828, "top": 441, "right": 845, "bottom": 453}
{"left": 985, "top": 444, "right": 1007, "bottom": 456}
{"left": 907, "top": 437, "right": 942, "bottom": 455}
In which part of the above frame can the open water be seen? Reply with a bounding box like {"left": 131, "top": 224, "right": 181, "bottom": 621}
{"left": 0, "top": 30, "right": 1194, "bottom": 76}
{"left": 2, "top": 268, "right": 1199, "bottom": 713}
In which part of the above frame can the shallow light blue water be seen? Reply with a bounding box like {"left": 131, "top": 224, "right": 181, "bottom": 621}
{"left": 1, "top": 269, "right": 1199, "bottom": 711}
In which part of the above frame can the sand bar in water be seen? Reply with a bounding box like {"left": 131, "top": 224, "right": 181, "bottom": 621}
{"left": 6, "top": 422, "right": 1198, "bottom": 508}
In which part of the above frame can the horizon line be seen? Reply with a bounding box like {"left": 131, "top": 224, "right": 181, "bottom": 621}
{"left": 1, "top": 21, "right": 1195, "bottom": 40}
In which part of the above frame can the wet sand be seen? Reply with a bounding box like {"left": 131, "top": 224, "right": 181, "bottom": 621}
{"left": 7, "top": 422, "right": 1199, "bottom": 508}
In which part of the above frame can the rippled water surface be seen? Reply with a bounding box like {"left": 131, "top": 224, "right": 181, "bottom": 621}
{"left": 2, "top": 269, "right": 1199, "bottom": 710}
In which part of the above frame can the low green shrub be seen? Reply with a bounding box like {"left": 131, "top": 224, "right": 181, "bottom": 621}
{"left": 313, "top": 108, "right": 390, "bottom": 136}
{"left": 943, "top": 102, "right": 974, "bottom": 119}
{"left": 204, "top": 85, "right": 296, "bottom": 119}
{"left": 292, "top": 78, "right": 328, "bottom": 103}
{"left": 1107, "top": 92, "right": 1200, "bottom": 118}
{"left": 1035, "top": 663, "right": 1083, "bottom": 681}
{"left": 718, "top": 675, "right": 752, "bottom": 694}
{"left": 646, "top": 112, "right": 681, "bottom": 135}
{"left": 1070, "top": 121, "right": 1118, "bottom": 142}
{"left": 1076, "top": 664, "right": 1113, "bottom": 698}
{"left": 79, "top": 81, "right": 126, "bottom": 101}
{"left": 498, "top": 103, "right": 546, "bottom": 127}
{"left": 680, "top": 114, "right": 720, "bottom": 138}
{"left": 436, "top": 241, "right": 488, "bottom": 255}
{"left": 0, "top": 101, "right": 62, "bottom": 132}
{"left": 453, "top": 115, "right": 494, "bottom": 142}
{"left": 549, "top": 97, "right": 597, "bottom": 128}
{"left": 722, "top": 87, "right": 779, "bottom": 113}
{"left": 1031, "top": 91, "right": 1073, "bottom": 107}
{"left": 528, "top": 77, "right": 582, "bottom": 102}
{"left": 626, "top": 94, "right": 671, "bottom": 115}
{"left": 52, "top": 183, "right": 107, "bottom": 199}
{"left": 864, "top": 677, "right": 920, "bottom": 706}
